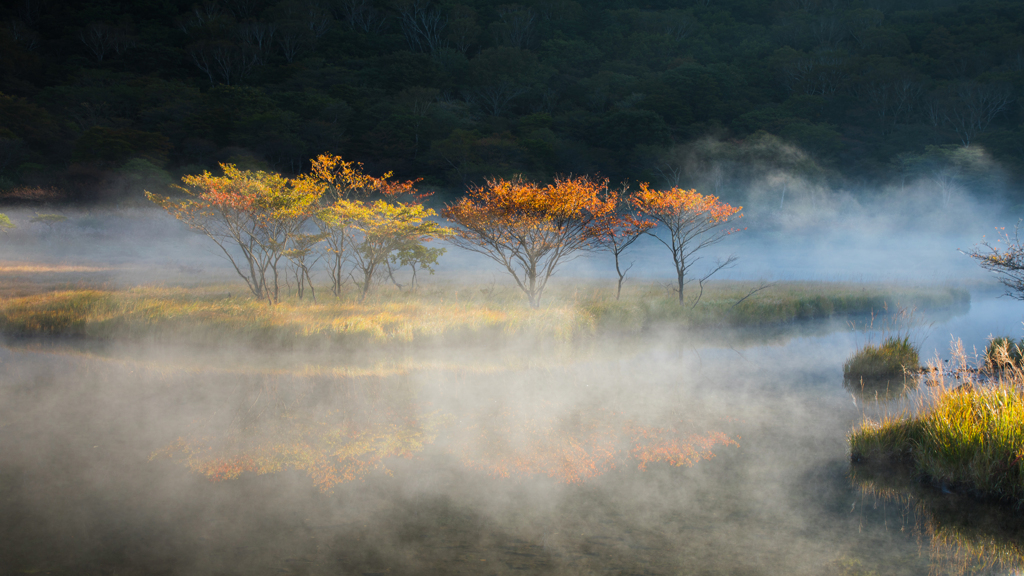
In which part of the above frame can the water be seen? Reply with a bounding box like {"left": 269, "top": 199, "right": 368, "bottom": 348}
{"left": 1, "top": 294, "right": 1023, "bottom": 576}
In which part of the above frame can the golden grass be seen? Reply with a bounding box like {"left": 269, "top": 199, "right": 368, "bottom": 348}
{"left": 0, "top": 280, "right": 969, "bottom": 347}
{"left": 851, "top": 342, "right": 1024, "bottom": 507}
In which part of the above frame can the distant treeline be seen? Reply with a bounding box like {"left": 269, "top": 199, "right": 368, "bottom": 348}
{"left": 0, "top": 0, "right": 1023, "bottom": 202}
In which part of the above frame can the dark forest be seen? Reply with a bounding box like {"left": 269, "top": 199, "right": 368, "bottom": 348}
{"left": 0, "top": 0, "right": 1022, "bottom": 203}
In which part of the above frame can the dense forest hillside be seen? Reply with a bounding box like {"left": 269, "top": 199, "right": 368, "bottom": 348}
{"left": 0, "top": 0, "right": 1022, "bottom": 203}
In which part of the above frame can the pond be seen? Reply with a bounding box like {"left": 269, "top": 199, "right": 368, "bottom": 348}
{"left": 1, "top": 292, "right": 1022, "bottom": 576}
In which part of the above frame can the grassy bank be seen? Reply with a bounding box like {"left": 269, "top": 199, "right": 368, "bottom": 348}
{"left": 851, "top": 350, "right": 1024, "bottom": 507}
{"left": 0, "top": 281, "right": 969, "bottom": 347}
{"left": 580, "top": 281, "right": 968, "bottom": 330}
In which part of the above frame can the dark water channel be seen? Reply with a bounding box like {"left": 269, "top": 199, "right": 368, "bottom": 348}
{"left": 1, "top": 294, "right": 1023, "bottom": 576}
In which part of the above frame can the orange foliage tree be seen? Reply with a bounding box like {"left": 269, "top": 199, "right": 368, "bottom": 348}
{"left": 443, "top": 175, "right": 617, "bottom": 308}
{"left": 147, "top": 164, "right": 324, "bottom": 303}
{"left": 597, "top": 186, "right": 657, "bottom": 300}
{"left": 631, "top": 185, "right": 742, "bottom": 305}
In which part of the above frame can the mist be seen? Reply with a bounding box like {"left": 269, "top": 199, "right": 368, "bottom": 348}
{"left": 1, "top": 154, "right": 1023, "bottom": 576}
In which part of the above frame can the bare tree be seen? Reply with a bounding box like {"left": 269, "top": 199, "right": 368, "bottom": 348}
{"left": 17, "top": 0, "right": 47, "bottom": 25}
{"left": 80, "top": 21, "right": 134, "bottom": 62}
{"left": 941, "top": 81, "right": 1014, "bottom": 146}
{"left": 396, "top": 0, "right": 448, "bottom": 53}
{"left": 188, "top": 40, "right": 255, "bottom": 85}
{"left": 964, "top": 220, "right": 1024, "bottom": 300}
{"left": 446, "top": 6, "right": 479, "bottom": 54}
{"left": 810, "top": 13, "right": 846, "bottom": 49}
{"left": 237, "top": 21, "right": 276, "bottom": 66}
{"left": 6, "top": 19, "right": 40, "bottom": 51}
{"left": 857, "top": 71, "right": 922, "bottom": 134}
{"left": 783, "top": 50, "right": 849, "bottom": 96}
{"left": 473, "top": 81, "right": 528, "bottom": 117}
{"left": 304, "top": 0, "right": 334, "bottom": 42}
{"left": 223, "top": 0, "right": 263, "bottom": 20}
{"left": 276, "top": 23, "right": 307, "bottom": 62}
{"left": 494, "top": 5, "right": 535, "bottom": 48}
{"left": 339, "top": 0, "right": 388, "bottom": 33}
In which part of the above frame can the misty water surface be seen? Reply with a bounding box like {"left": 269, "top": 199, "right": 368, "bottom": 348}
{"left": 1, "top": 291, "right": 1022, "bottom": 576}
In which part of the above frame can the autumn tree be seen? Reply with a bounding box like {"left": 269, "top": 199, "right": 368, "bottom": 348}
{"left": 147, "top": 164, "right": 324, "bottom": 304}
{"left": 319, "top": 199, "right": 449, "bottom": 300}
{"left": 598, "top": 186, "right": 656, "bottom": 300}
{"left": 443, "top": 176, "right": 616, "bottom": 308}
{"left": 631, "top": 185, "right": 742, "bottom": 306}
{"left": 308, "top": 153, "right": 424, "bottom": 297}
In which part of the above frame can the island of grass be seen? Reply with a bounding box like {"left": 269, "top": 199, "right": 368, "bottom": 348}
{"left": 844, "top": 336, "right": 920, "bottom": 382}
{"left": 851, "top": 364, "right": 1024, "bottom": 508}
{"left": 0, "top": 277, "right": 970, "bottom": 347}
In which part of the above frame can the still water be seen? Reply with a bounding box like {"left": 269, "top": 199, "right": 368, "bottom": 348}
{"left": 1, "top": 293, "right": 1022, "bottom": 576}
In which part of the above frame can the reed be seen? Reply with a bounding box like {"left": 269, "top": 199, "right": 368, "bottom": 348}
{"left": 851, "top": 343, "right": 1024, "bottom": 507}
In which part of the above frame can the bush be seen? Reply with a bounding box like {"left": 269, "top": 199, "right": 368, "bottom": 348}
{"left": 843, "top": 335, "right": 919, "bottom": 381}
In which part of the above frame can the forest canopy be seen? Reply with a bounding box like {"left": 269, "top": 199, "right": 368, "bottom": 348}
{"left": 0, "top": 0, "right": 1022, "bottom": 203}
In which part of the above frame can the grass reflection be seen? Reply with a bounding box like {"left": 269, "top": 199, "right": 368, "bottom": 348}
{"left": 851, "top": 463, "right": 1024, "bottom": 576}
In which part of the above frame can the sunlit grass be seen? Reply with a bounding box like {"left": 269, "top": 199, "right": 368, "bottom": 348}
{"left": 844, "top": 335, "right": 920, "bottom": 381}
{"left": 851, "top": 344, "right": 1024, "bottom": 507}
{"left": 0, "top": 281, "right": 969, "bottom": 346}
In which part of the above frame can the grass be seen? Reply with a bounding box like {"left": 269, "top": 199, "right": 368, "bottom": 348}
{"left": 579, "top": 281, "right": 968, "bottom": 330}
{"left": 843, "top": 335, "right": 920, "bottom": 381}
{"left": 851, "top": 344, "right": 1024, "bottom": 507}
{"left": 0, "top": 279, "right": 970, "bottom": 347}
{"left": 986, "top": 336, "right": 1023, "bottom": 369}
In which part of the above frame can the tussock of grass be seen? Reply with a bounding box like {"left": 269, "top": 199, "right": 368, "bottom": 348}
{"left": 844, "top": 336, "right": 920, "bottom": 381}
{"left": 851, "top": 346, "right": 1024, "bottom": 507}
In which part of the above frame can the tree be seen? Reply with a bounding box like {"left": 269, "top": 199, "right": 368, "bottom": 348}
{"left": 320, "top": 199, "right": 449, "bottom": 300}
{"left": 964, "top": 221, "right": 1024, "bottom": 300}
{"left": 631, "top": 185, "right": 742, "bottom": 306}
{"left": 443, "top": 176, "right": 616, "bottom": 308}
{"left": 147, "top": 164, "right": 324, "bottom": 304}
{"left": 0, "top": 213, "right": 14, "bottom": 232}
{"left": 597, "top": 186, "right": 656, "bottom": 300}
{"left": 308, "top": 153, "right": 421, "bottom": 297}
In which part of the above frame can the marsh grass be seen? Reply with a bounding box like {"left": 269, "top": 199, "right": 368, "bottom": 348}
{"left": 985, "top": 336, "right": 1024, "bottom": 369}
{"left": 844, "top": 335, "right": 920, "bottom": 381}
{"left": 580, "top": 281, "right": 967, "bottom": 330}
{"left": 0, "top": 280, "right": 969, "bottom": 347}
{"left": 851, "top": 343, "right": 1024, "bottom": 507}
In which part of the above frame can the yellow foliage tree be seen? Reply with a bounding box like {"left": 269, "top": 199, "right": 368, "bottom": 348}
{"left": 147, "top": 164, "right": 325, "bottom": 303}
{"left": 319, "top": 199, "right": 450, "bottom": 300}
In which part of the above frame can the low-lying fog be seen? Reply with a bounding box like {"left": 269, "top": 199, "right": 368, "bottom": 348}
{"left": 1, "top": 174, "right": 1023, "bottom": 575}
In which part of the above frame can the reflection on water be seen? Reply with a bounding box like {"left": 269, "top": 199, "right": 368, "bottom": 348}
{"left": 843, "top": 375, "right": 918, "bottom": 402}
{"left": 152, "top": 368, "right": 738, "bottom": 490}
{"left": 852, "top": 463, "right": 1024, "bottom": 576}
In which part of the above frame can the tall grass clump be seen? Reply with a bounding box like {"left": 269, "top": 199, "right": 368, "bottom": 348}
{"left": 844, "top": 335, "right": 920, "bottom": 381}
{"left": 851, "top": 343, "right": 1024, "bottom": 507}
{"left": 986, "top": 336, "right": 1023, "bottom": 370}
